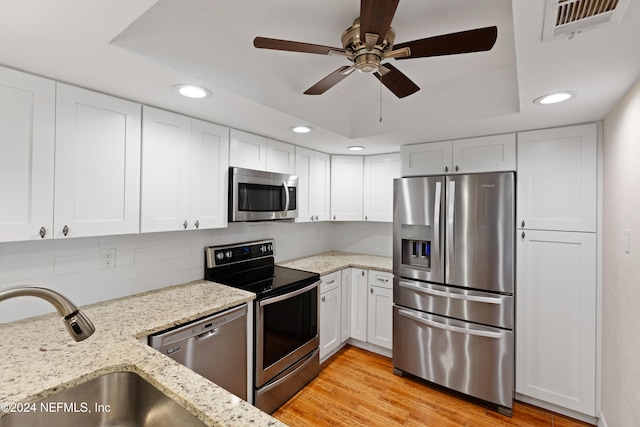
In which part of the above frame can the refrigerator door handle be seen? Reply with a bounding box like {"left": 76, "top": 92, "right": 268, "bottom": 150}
{"left": 398, "top": 281, "right": 503, "bottom": 305}
{"left": 397, "top": 308, "right": 503, "bottom": 339}
{"left": 446, "top": 179, "right": 456, "bottom": 279}
{"left": 433, "top": 181, "right": 442, "bottom": 266}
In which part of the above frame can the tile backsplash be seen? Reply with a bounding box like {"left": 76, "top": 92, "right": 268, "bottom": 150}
{"left": 0, "top": 221, "right": 391, "bottom": 322}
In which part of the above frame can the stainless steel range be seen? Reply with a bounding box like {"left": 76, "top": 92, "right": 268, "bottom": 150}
{"left": 204, "top": 239, "right": 320, "bottom": 414}
{"left": 392, "top": 173, "right": 515, "bottom": 416}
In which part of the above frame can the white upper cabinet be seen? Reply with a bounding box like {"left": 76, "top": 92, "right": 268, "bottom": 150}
{"left": 452, "top": 133, "right": 516, "bottom": 173}
{"left": 517, "top": 123, "right": 597, "bottom": 232}
{"left": 363, "top": 153, "right": 401, "bottom": 222}
{"left": 0, "top": 66, "right": 55, "bottom": 242}
{"left": 54, "top": 83, "right": 141, "bottom": 238}
{"left": 295, "top": 147, "right": 330, "bottom": 222}
{"left": 401, "top": 140, "right": 452, "bottom": 176}
{"left": 266, "top": 138, "right": 295, "bottom": 174}
{"left": 229, "top": 129, "right": 295, "bottom": 174}
{"left": 229, "top": 129, "right": 267, "bottom": 170}
{"left": 190, "top": 119, "right": 229, "bottom": 230}
{"left": 401, "top": 133, "right": 516, "bottom": 176}
{"left": 331, "top": 155, "right": 364, "bottom": 221}
{"left": 141, "top": 106, "right": 229, "bottom": 232}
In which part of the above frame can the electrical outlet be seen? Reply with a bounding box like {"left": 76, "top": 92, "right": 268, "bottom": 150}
{"left": 101, "top": 248, "right": 116, "bottom": 269}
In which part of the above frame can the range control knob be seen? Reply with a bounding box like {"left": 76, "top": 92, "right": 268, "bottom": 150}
{"left": 225, "top": 250, "right": 233, "bottom": 259}
{"left": 216, "top": 252, "right": 225, "bottom": 261}
{"left": 260, "top": 245, "right": 267, "bottom": 253}
{"left": 267, "top": 244, "right": 273, "bottom": 252}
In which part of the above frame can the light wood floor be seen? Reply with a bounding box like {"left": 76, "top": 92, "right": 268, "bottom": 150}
{"left": 273, "top": 345, "right": 593, "bottom": 427}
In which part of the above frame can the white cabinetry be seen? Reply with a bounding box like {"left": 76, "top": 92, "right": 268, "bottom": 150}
{"left": 0, "top": 66, "right": 55, "bottom": 242}
{"left": 319, "top": 271, "right": 342, "bottom": 361}
{"left": 516, "top": 230, "right": 596, "bottom": 416}
{"left": 515, "top": 122, "right": 598, "bottom": 418}
{"left": 401, "top": 133, "right": 516, "bottom": 176}
{"left": 366, "top": 270, "right": 393, "bottom": 349}
{"left": 350, "top": 268, "right": 368, "bottom": 341}
{"left": 295, "top": 147, "right": 331, "bottom": 222}
{"left": 229, "top": 129, "right": 294, "bottom": 174}
{"left": 340, "top": 269, "right": 352, "bottom": 343}
{"left": 363, "top": 153, "right": 401, "bottom": 222}
{"left": 141, "top": 106, "right": 229, "bottom": 232}
{"left": 517, "top": 123, "right": 597, "bottom": 232}
{"left": 54, "top": 83, "right": 141, "bottom": 238}
{"left": 331, "top": 156, "right": 364, "bottom": 221}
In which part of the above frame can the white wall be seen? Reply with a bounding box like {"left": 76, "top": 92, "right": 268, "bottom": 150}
{"left": 0, "top": 221, "right": 391, "bottom": 323}
{"left": 601, "top": 77, "right": 640, "bottom": 427}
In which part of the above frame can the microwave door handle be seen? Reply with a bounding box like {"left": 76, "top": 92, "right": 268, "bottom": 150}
{"left": 282, "top": 181, "right": 290, "bottom": 216}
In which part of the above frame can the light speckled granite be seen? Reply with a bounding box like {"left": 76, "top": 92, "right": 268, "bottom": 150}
{"left": 0, "top": 280, "right": 284, "bottom": 427}
{"left": 278, "top": 251, "right": 392, "bottom": 275}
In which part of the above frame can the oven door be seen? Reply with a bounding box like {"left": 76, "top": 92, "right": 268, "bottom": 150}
{"left": 230, "top": 167, "right": 298, "bottom": 221}
{"left": 256, "top": 280, "right": 319, "bottom": 388}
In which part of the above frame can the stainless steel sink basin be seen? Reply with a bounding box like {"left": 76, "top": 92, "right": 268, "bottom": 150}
{"left": 0, "top": 372, "right": 207, "bottom": 427}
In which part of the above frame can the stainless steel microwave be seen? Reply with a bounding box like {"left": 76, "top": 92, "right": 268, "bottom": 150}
{"left": 229, "top": 167, "right": 298, "bottom": 222}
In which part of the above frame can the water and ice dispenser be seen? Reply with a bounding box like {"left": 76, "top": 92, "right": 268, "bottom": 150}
{"left": 400, "top": 224, "right": 432, "bottom": 269}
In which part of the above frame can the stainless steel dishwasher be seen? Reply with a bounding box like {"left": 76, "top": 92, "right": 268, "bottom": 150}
{"left": 149, "top": 304, "right": 247, "bottom": 400}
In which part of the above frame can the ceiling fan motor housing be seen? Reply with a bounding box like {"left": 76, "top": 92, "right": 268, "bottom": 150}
{"left": 342, "top": 18, "right": 395, "bottom": 73}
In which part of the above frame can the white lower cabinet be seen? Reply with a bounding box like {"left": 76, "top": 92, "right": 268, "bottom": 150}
{"left": 319, "top": 271, "right": 342, "bottom": 361}
{"left": 340, "top": 269, "right": 352, "bottom": 343}
{"left": 516, "top": 230, "right": 597, "bottom": 417}
{"left": 350, "top": 268, "right": 368, "bottom": 341}
{"left": 366, "top": 271, "right": 393, "bottom": 349}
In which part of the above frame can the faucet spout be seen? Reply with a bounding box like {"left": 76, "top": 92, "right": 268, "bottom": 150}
{"left": 0, "top": 286, "right": 95, "bottom": 341}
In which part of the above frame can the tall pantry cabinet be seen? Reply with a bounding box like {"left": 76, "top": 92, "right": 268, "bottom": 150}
{"left": 515, "top": 123, "right": 598, "bottom": 418}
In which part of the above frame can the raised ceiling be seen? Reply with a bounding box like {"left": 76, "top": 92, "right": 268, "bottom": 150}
{"left": 1, "top": 0, "right": 639, "bottom": 154}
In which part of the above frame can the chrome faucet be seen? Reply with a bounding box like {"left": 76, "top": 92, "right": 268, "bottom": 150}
{"left": 0, "top": 286, "right": 95, "bottom": 341}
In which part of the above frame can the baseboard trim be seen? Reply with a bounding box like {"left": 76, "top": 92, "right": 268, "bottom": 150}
{"left": 515, "top": 393, "right": 598, "bottom": 425}
{"left": 598, "top": 411, "right": 608, "bottom": 427}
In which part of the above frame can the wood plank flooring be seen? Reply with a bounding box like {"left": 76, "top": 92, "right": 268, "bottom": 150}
{"left": 272, "top": 345, "right": 593, "bottom": 427}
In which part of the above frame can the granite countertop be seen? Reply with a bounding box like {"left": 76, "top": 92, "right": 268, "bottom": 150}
{"left": 278, "top": 251, "right": 392, "bottom": 276}
{"left": 0, "top": 280, "right": 283, "bottom": 427}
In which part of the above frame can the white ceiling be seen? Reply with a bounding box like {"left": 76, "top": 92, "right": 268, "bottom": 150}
{"left": 1, "top": 0, "right": 639, "bottom": 154}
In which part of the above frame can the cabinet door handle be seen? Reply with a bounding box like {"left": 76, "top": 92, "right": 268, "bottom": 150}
{"left": 377, "top": 277, "right": 389, "bottom": 283}
{"left": 522, "top": 231, "right": 526, "bottom": 239}
{"left": 315, "top": 215, "right": 318, "bottom": 221}
{"left": 455, "top": 165, "right": 459, "bottom": 172}
{"left": 322, "top": 296, "right": 326, "bottom": 303}
{"left": 370, "top": 288, "right": 374, "bottom": 294}
{"left": 445, "top": 166, "right": 449, "bottom": 173}
{"left": 62, "top": 225, "right": 69, "bottom": 236}
{"left": 326, "top": 279, "right": 335, "bottom": 284}
{"left": 39, "top": 227, "right": 46, "bottom": 239}
{"left": 183, "top": 220, "right": 188, "bottom": 229}
{"left": 521, "top": 220, "right": 525, "bottom": 228}
{"left": 361, "top": 270, "right": 365, "bottom": 276}
{"left": 310, "top": 216, "right": 314, "bottom": 221}
{"left": 195, "top": 220, "right": 199, "bottom": 229}
{"left": 365, "top": 215, "right": 368, "bottom": 221}
{"left": 333, "top": 215, "right": 336, "bottom": 220}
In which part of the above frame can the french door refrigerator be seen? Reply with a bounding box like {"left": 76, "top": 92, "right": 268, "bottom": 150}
{"left": 392, "top": 172, "right": 515, "bottom": 416}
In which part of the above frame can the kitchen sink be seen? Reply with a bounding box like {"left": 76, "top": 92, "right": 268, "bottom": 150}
{"left": 0, "top": 372, "right": 207, "bottom": 427}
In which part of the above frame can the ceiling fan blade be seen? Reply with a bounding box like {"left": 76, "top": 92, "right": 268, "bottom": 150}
{"left": 304, "top": 66, "right": 352, "bottom": 95}
{"left": 360, "top": 0, "right": 399, "bottom": 42}
{"left": 373, "top": 63, "right": 419, "bottom": 99}
{"left": 394, "top": 26, "right": 498, "bottom": 59}
{"left": 254, "top": 37, "right": 346, "bottom": 55}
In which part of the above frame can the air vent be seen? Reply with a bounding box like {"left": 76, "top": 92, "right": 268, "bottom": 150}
{"left": 542, "top": 0, "right": 630, "bottom": 41}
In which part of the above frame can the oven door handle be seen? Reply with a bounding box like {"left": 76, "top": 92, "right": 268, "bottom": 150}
{"left": 259, "top": 348, "right": 318, "bottom": 394}
{"left": 259, "top": 280, "right": 319, "bottom": 307}
{"left": 282, "top": 181, "right": 290, "bottom": 217}
{"left": 397, "top": 308, "right": 503, "bottom": 339}
{"left": 398, "top": 280, "right": 503, "bottom": 305}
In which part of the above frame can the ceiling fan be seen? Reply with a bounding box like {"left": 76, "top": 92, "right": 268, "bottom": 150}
{"left": 253, "top": 0, "right": 498, "bottom": 98}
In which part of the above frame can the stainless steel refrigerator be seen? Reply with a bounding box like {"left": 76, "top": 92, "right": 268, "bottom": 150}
{"left": 392, "top": 172, "right": 515, "bottom": 416}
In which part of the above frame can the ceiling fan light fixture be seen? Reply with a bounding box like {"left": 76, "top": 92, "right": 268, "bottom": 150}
{"left": 174, "top": 84, "right": 211, "bottom": 99}
{"left": 290, "top": 125, "right": 313, "bottom": 134}
{"left": 534, "top": 91, "right": 575, "bottom": 105}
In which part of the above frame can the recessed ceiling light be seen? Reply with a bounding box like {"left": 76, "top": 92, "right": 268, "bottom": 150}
{"left": 174, "top": 84, "right": 211, "bottom": 99}
{"left": 290, "top": 125, "right": 313, "bottom": 134}
{"left": 533, "top": 91, "right": 575, "bottom": 105}
{"left": 348, "top": 146, "right": 365, "bottom": 151}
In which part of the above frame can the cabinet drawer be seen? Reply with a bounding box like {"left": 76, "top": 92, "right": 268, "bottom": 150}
{"left": 320, "top": 271, "right": 341, "bottom": 293}
{"left": 368, "top": 270, "right": 393, "bottom": 290}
